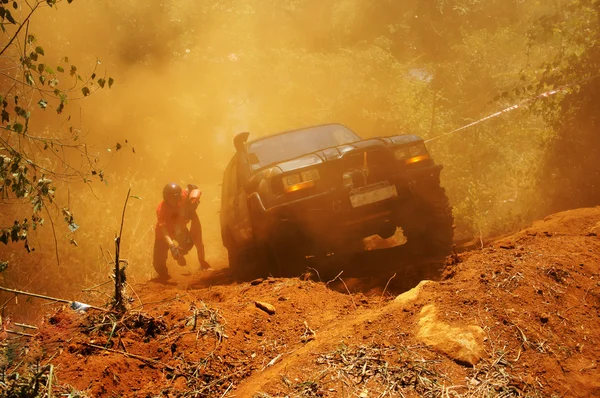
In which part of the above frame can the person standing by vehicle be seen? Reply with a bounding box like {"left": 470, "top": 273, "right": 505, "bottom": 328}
{"left": 153, "top": 182, "right": 211, "bottom": 282}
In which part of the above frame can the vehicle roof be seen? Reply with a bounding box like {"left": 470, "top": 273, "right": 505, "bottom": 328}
{"left": 247, "top": 123, "right": 356, "bottom": 145}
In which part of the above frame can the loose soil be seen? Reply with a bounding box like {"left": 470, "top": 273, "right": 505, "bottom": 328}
{"left": 3, "top": 207, "right": 600, "bottom": 397}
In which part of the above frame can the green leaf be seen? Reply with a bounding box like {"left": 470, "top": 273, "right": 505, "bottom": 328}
{"left": 70, "top": 65, "right": 77, "bottom": 76}
{"left": 35, "top": 46, "right": 45, "bottom": 56}
{"left": 39, "top": 75, "right": 46, "bottom": 85}
{"left": 38, "top": 99, "right": 48, "bottom": 109}
{"left": 57, "top": 66, "right": 64, "bottom": 73}
{"left": 37, "top": 63, "right": 45, "bottom": 73}
{"left": 13, "top": 123, "right": 23, "bottom": 133}
{"left": 68, "top": 222, "right": 79, "bottom": 232}
{"left": 45, "top": 66, "right": 54, "bottom": 74}
{"left": 98, "top": 78, "right": 106, "bottom": 88}
{"left": 27, "top": 34, "right": 36, "bottom": 44}
{"left": 4, "top": 9, "right": 16, "bottom": 24}
{"left": 108, "top": 77, "right": 114, "bottom": 88}
{"left": 129, "top": 195, "right": 143, "bottom": 200}
{"left": 0, "top": 261, "right": 7, "bottom": 272}
{"left": 81, "top": 87, "right": 90, "bottom": 97}
{"left": 14, "top": 106, "right": 29, "bottom": 119}
{"left": 12, "top": 2, "right": 17, "bottom": 10}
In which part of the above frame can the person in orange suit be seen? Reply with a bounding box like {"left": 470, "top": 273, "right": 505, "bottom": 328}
{"left": 153, "top": 182, "right": 211, "bottom": 281}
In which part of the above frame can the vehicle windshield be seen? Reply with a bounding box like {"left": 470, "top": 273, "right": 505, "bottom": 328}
{"left": 247, "top": 124, "right": 360, "bottom": 170}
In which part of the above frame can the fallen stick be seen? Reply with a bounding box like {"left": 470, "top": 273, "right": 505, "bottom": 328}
{"left": 6, "top": 329, "right": 36, "bottom": 337}
{"left": 14, "top": 322, "right": 38, "bottom": 330}
{"left": 84, "top": 343, "right": 175, "bottom": 371}
{"left": 0, "top": 286, "right": 106, "bottom": 312}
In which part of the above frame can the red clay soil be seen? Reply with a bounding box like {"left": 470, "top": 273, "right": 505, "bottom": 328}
{"left": 3, "top": 207, "right": 600, "bottom": 397}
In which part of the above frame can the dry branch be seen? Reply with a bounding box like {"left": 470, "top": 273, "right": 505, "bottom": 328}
{"left": 84, "top": 343, "right": 175, "bottom": 371}
{"left": 0, "top": 286, "right": 106, "bottom": 311}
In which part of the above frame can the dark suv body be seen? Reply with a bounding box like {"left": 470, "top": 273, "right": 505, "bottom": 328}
{"left": 220, "top": 124, "right": 453, "bottom": 275}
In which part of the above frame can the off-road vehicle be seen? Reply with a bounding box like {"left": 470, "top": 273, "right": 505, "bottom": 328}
{"left": 220, "top": 123, "right": 453, "bottom": 275}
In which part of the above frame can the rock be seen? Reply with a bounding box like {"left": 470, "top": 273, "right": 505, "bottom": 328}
{"left": 416, "top": 304, "right": 486, "bottom": 367}
{"left": 394, "top": 280, "right": 430, "bottom": 306}
{"left": 250, "top": 278, "right": 264, "bottom": 286}
{"left": 588, "top": 221, "right": 600, "bottom": 236}
{"left": 255, "top": 301, "right": 276, "bottom": 315}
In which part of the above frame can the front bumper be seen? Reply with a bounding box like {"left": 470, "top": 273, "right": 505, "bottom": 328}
{"left": 250, "top": 164, "right": 443, "bottom": 247}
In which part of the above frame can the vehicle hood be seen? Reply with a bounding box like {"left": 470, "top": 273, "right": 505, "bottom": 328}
{"left": 269, "top": 135, "right": 423, "bottom": 173}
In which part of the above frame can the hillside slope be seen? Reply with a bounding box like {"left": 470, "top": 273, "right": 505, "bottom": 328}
{"left": 3, "top": 207, "right": 600, "bottom": 397}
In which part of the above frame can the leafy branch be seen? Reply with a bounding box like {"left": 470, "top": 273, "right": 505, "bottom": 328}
{"left": 0, "top": 0, "right": 118, "bottom": 265}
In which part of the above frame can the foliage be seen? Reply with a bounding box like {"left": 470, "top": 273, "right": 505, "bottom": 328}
{"left": 0, "top": 0, "right": 114, "bottom": 261}
{"left": 529, "top": 0, "right": 600, "bottom": 211}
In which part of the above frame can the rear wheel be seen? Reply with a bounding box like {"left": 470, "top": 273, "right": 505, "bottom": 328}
{"left": 224, "top": 230, "right": 259, "bottom": 277}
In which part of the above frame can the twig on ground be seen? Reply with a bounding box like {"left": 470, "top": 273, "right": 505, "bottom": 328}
{"left": 14, "top": 322, "right": 37, "bottom": 330}
{"left": 82, "top": 280, "right": 112, "bottom": 292}
{"left": 84, "top": 343, "right": 175, "bottom": 371}
{"left": 306, "top": 267, "right": 322, "bottom": 282}
{"left": 301, "top": 321, "right": 317, "bottom": 343}
{"left": 47, "top": 364, "right": 54, "bottom": 398}
{"left": 126, "top": 282, "right": 143, "bottom": 307}
{"left": 220, "top": 382, "right": 234, "bottom": 397}
{"left": 339, "top": 277, "right": 357, "bottom": 309}
{"left": 325, "top": 271, "right": 344, "bottom": 287}
{"left": 379, "top": 273, "right": 397, "bottom": 306}
{"left": 6, "top": 329, "right": 36, "bottom": 337}
{"left": 0, "top": 286, "right": 107, "bottom": 312}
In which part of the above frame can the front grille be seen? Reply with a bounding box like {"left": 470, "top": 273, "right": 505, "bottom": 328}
{"left": 342, "top": 148, "right": 394, "bottom": 188}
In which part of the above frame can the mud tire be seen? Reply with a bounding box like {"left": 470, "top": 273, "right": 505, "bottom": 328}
{"left": 262, "top": 224, "right": 308, "bottom": 277}
{"left": 402, "top": 187, "right": 454, "bottom": 257}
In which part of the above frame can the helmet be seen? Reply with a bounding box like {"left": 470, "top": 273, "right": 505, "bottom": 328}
{"left": 162, "top": 182, "right": 182, "bottom": 201}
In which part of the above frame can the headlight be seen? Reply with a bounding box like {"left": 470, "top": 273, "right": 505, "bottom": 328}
{"left": 394, "top": 143, "right": 430, "bottom": 164}
{"left": 282, "top": 168, "right": 320, "bottom": 193}
{"left": 409, "top": 143, "right": 428, "bottom": 157}
{"left": 394, "top": 148, "right": 409, "bottom": 161}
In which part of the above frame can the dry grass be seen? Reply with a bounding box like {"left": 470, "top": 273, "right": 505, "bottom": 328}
{"left": 265, "top": 342, "right": 543, "bottom": 398}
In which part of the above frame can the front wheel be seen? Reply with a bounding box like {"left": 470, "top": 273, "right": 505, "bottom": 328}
{"left": 260, "top": 224, "right": 310, "bottom": 277}
{"left": 402, "top": 187, "right": 454, "bottom": 257}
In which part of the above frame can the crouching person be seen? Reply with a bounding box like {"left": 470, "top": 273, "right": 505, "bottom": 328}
{"left": 153, "top": 182, "right": 211, "bottom": 282}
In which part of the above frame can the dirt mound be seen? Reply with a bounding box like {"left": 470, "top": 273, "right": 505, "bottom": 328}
{"left": 3, "top": 207, "right": 600, "bottom": 397}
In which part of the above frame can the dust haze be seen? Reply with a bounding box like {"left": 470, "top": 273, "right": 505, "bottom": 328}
{"left": 1, "top": 0, "right": 571, "bottom": 319}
